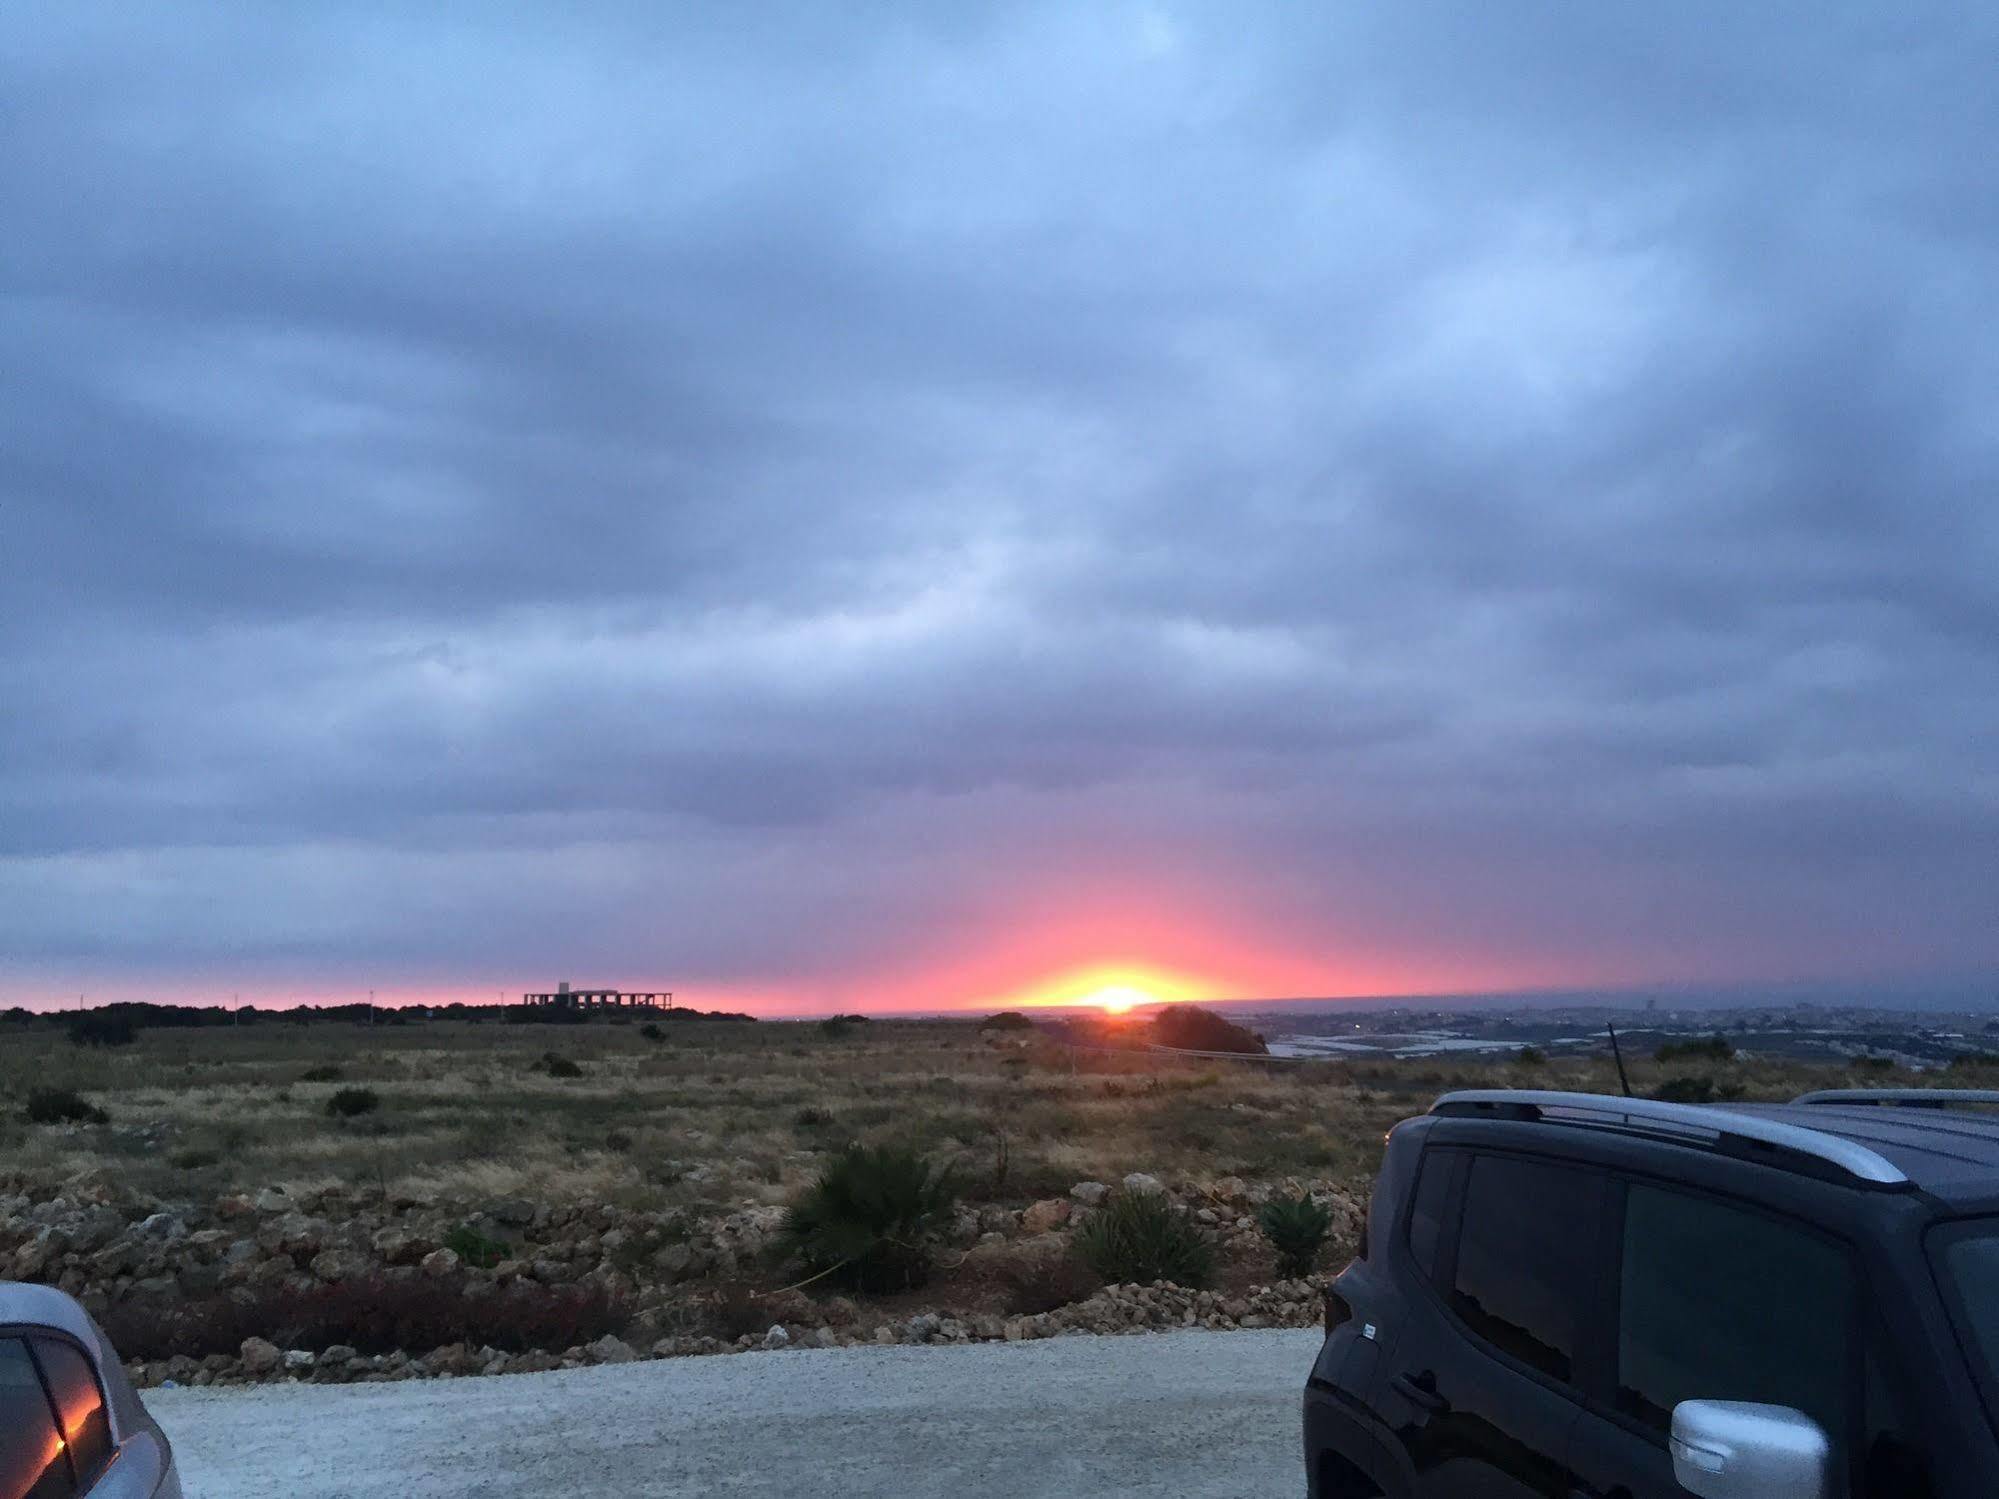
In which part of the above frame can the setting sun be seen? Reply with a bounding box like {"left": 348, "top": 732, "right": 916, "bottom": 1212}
{"left": 1084, "top": 984, "right": 1152, "bottom": 1015}
{"left": 997, "top": 963, "right": 1220, "bottom": 1014}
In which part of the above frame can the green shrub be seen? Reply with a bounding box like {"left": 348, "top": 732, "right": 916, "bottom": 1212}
{"left": 1256, "top": 1190, "right": 1334, "bottom": 1278}
{"left": 25, "top": 1088, "right": 107, "bottom": 1125}
{"left": 1654, "top": 1035, "right": 1735, "bottom": 1063}
{"left": 1513, "top": 1046, "right": 1546, "bottom": 1065}
{"left": 979, "top": 1011, "right": 1036, "bottom": 1032}
{"left": 819, "top": 1014, "right": 870, "bottom": 1038}
{"left": 1074, "top": 1189, "right": 1214, "bottom": 1288}
{"left": 325, "top": 1087, "right": 380, "bottom": 1118}
{"left": 639, "top": 1023, "right": 665, "bottom": 1042}
{"left": 170, "top": 1147, "right": 221, "bottom": 1171}
{"left": 1854, "top": 1055, "right": 1895, "bottom": 1073}
{"left": 300, "top": 1064, "right": 343, "bottom": 1083}
{"left": 1650, "top": 1075, "right": 1744, "bottom": 1104}
{"left": 778, "top": 1144, "right": 957, "bottom": 1291}
{"left": 539, "top": 1053, "right": 584, "bottom": 1078}
{"left": 443, "top": 1224, "right": 510, "bottom": 1269}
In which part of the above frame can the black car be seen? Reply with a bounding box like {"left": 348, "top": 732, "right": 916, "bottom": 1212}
{"left": 1305, "top": 1087, "right": 1999, "bottom": 1497}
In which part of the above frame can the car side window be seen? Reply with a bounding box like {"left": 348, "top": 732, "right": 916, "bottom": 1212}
{"left": 0, "top": 1337, "right": 74, "bottom": 1499}
{"left": 28, "top": 1340, "right": 111, "bottom": 1491}
{"left": 1406, "top": 1148, "right": 1457, "bottom": 1282}
{"left": 1449, "top": 1154, "right": 1602, "bottom": 1384}
{"left": 1616, "top": 1182, "right": 1852, "bottom": 1454}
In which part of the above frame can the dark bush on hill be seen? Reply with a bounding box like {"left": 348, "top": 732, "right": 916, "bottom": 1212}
{"left": 67, "top": 1012, "right": 137, "bottom": 1047}
{"left": 1651, "top": 1076, "right": 1744, "bottom": 1105}
{"left": 299, "top": 1064, "right": 343, "bottom": 1083}
{"left": 1654, "top": 1034, "right": 1736, "bottom": 1063}
{"left": 538, "top": 1052, "right": 584, "bottom": 1078}
{"left": 1148, "top": 1006, "right": 1267, "bottom": 1056}
{"left": 819, "top": 1014, "right": 870, "bottom": 1038}
{"left": 25, "top": 1088, "right": 108, "bottom": 1125}
{"left": 980, "top": 1011, "right": 1036, "bottom": 1031}
{"left": 325, "top": 1087, "right": 380, "bottom": 1118}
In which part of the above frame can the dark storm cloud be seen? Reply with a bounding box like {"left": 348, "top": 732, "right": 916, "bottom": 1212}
{"left": 2, "top": 2, "right": 1996, "bottom": 995}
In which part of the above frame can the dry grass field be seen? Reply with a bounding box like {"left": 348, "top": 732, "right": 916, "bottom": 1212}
{"left": 0, "top": 1011, "right": 1941, "bottom": 1213}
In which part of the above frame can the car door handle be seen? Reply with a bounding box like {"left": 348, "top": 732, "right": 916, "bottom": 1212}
{"left": 1389, "top": 1370, "right": 1450, "bottom": 1412}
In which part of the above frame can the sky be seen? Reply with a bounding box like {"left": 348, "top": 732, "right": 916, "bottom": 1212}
{"left": 4, "top": 4, "right": 1997, "bottom": 1015}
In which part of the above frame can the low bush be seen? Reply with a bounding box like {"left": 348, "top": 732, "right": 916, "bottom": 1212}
{"left": 68, "top": 1013, "right": 137, "bottom": 1048}
{"left": 1650, "top": 1075, "right": 1744, "bottom": 1104}
{"left": 997, "top": 1251, "right": 1101, "bottom": 1315}
{"left": 442, "top": 1223, "right": 510, "bottom": 1269}
{"left": 639, "top": 1023, "right": 665, "bottom": 1042}
{"left": 325, "top": 1087, "right": 380, "bottom": 1118}
{"left": 1256, "top": 1190, "right": 1335, "bottom": 1278}
{"left": 98, "top": 1274, "right": 629, "bottom": 1361}
{"left": 778, "top": 1143, "right": 957, "bottom": 1291}
{"left": 979, "top": 1011, "right": 1036, "bottom": 1032}
{"left": 1654, "top": 1035, "right": 1736, "bottom": 1063}
{"left": 539, "top": 1053, "right": 584, "bottom": 1078}
{"left": 1854, "top": 1055, "right": 1895, "bottom": 1073}
{"left": 819, "top": 1015, "right": 870, "bottom": 1038}
{"left": 170, "top": 1147, "right": 222, "bottom": 1171}
{"left": 704, "top": 1280, "right": 769, "bottom": 1342}
{"left": 25, "top": 1088, "right": 107, "bottom": 1125}
{"left": 1074, "top": 1189, "right": 1214, "bottom": 1288}
{"left": 1513, "top": 1046, "right": 1546, "bottom": 1065}
{"left": 1147, "top": 1005, "right": 1267, "bottom": 1056}
{"left": 300, "top": 1064, "right": 344, "bottom": 1083}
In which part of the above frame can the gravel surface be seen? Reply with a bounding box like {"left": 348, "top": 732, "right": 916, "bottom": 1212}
{"left": 151, "top": 1328, "right": 1321, "bottom": 1498}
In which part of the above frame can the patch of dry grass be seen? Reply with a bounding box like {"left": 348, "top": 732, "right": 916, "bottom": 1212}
{"left": 0, "top": 1015, "right": 1926, "bottom": 1211}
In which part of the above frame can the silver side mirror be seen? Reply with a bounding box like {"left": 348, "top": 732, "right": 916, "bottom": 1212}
{"left": 1670, "top": 1400, "right": 1831, "bottom": 1499}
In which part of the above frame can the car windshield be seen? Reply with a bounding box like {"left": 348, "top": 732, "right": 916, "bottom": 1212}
{"left": 1932, "top": 1220, "right": 1999, "bottom": 1417}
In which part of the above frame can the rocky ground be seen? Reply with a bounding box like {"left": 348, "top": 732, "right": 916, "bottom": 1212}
{"left": 0, "top": 1169, "right": 1359, "bottom": 1389}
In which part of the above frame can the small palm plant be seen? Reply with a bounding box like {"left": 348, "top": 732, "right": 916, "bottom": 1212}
{"left": 1074, "top": 1188, "right": 1215, "bottom": 1288}
{"left": 778, "top": 1144, "right": 958, "bottom": 1291}
{"left": 1256, "top": 1189, "right": 1334, "bottom": 1279}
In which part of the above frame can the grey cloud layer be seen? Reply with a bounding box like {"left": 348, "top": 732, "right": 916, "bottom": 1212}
{"left": 3, "top": 2, "right": 1996, "bottom": 992}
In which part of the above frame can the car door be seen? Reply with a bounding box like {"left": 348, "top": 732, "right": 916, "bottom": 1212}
{"left": 1567, "top": 1178, "right": 1858, "bottom": 1499}
{"left": 1377, "top": 1149, "right": 1604, "bottom": 1499}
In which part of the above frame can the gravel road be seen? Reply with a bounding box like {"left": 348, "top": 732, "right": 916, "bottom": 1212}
{"left": 151, "top": 1328, "right": 1320, "bottom": 1498}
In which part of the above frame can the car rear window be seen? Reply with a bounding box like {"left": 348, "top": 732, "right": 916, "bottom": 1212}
{"left": 0, "top": 1337, "right": 72, "bottom": 1499}
{"left": 29, "top": 1340, "right": 111, "bottom": 1490}
{"left": 1449, "top": 1154, "right": 1602, "bottom": 1383}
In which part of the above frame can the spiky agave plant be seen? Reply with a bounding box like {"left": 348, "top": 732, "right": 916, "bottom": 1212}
{"left": 778, "top": 1144, "right": 958, "bottom": 1291}
{"left": 1256, "top": 1189, "right": 1334, "bottom": 1278}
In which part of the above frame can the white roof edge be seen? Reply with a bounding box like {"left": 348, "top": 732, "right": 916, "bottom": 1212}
{"left": 1430, "top": 1088, "right": 1910, "bottom": 1187}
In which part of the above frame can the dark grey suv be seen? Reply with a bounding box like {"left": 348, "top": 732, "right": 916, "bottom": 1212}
{"left": 1305, "top": 1087, "right": 1999, "bottom": 1497}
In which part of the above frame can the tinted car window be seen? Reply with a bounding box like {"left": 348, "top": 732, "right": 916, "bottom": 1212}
{"left": 29, "top": 1341, "right": 110, "bottom": 1490}
{"left": 1617, "top": 1183, "right": 1851, "bottom": 1446}
{"left": 1450, "top": 1155, "right": 1601, "bottom": 1383}
{"left": 1406, "top": 1149, "right": 1456, "bottom": 1281}
{"left": 0, "top": 1337, "right": 73, "bottom": 1499}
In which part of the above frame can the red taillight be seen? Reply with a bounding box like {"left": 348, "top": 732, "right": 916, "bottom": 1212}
{"left": 1323, "top": 1285, "right": 1353, "bottom": 1338}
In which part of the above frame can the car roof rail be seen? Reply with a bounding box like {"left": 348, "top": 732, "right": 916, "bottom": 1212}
{"left": 1430, "top": 1089, "right": 1910, "bottom": 1189}
{"left": 1792, "top": 1088, "right": 1999, "bottom": 1110}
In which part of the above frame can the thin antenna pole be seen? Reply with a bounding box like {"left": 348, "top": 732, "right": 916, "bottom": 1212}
{"left": 1608, "top": 1022, "right": 1633, "bottom": 1097}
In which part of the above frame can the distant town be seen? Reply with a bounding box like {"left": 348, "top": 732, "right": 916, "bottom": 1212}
{"left": 1240, "top": 1001, "right": 1999, "bottom": 1068}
